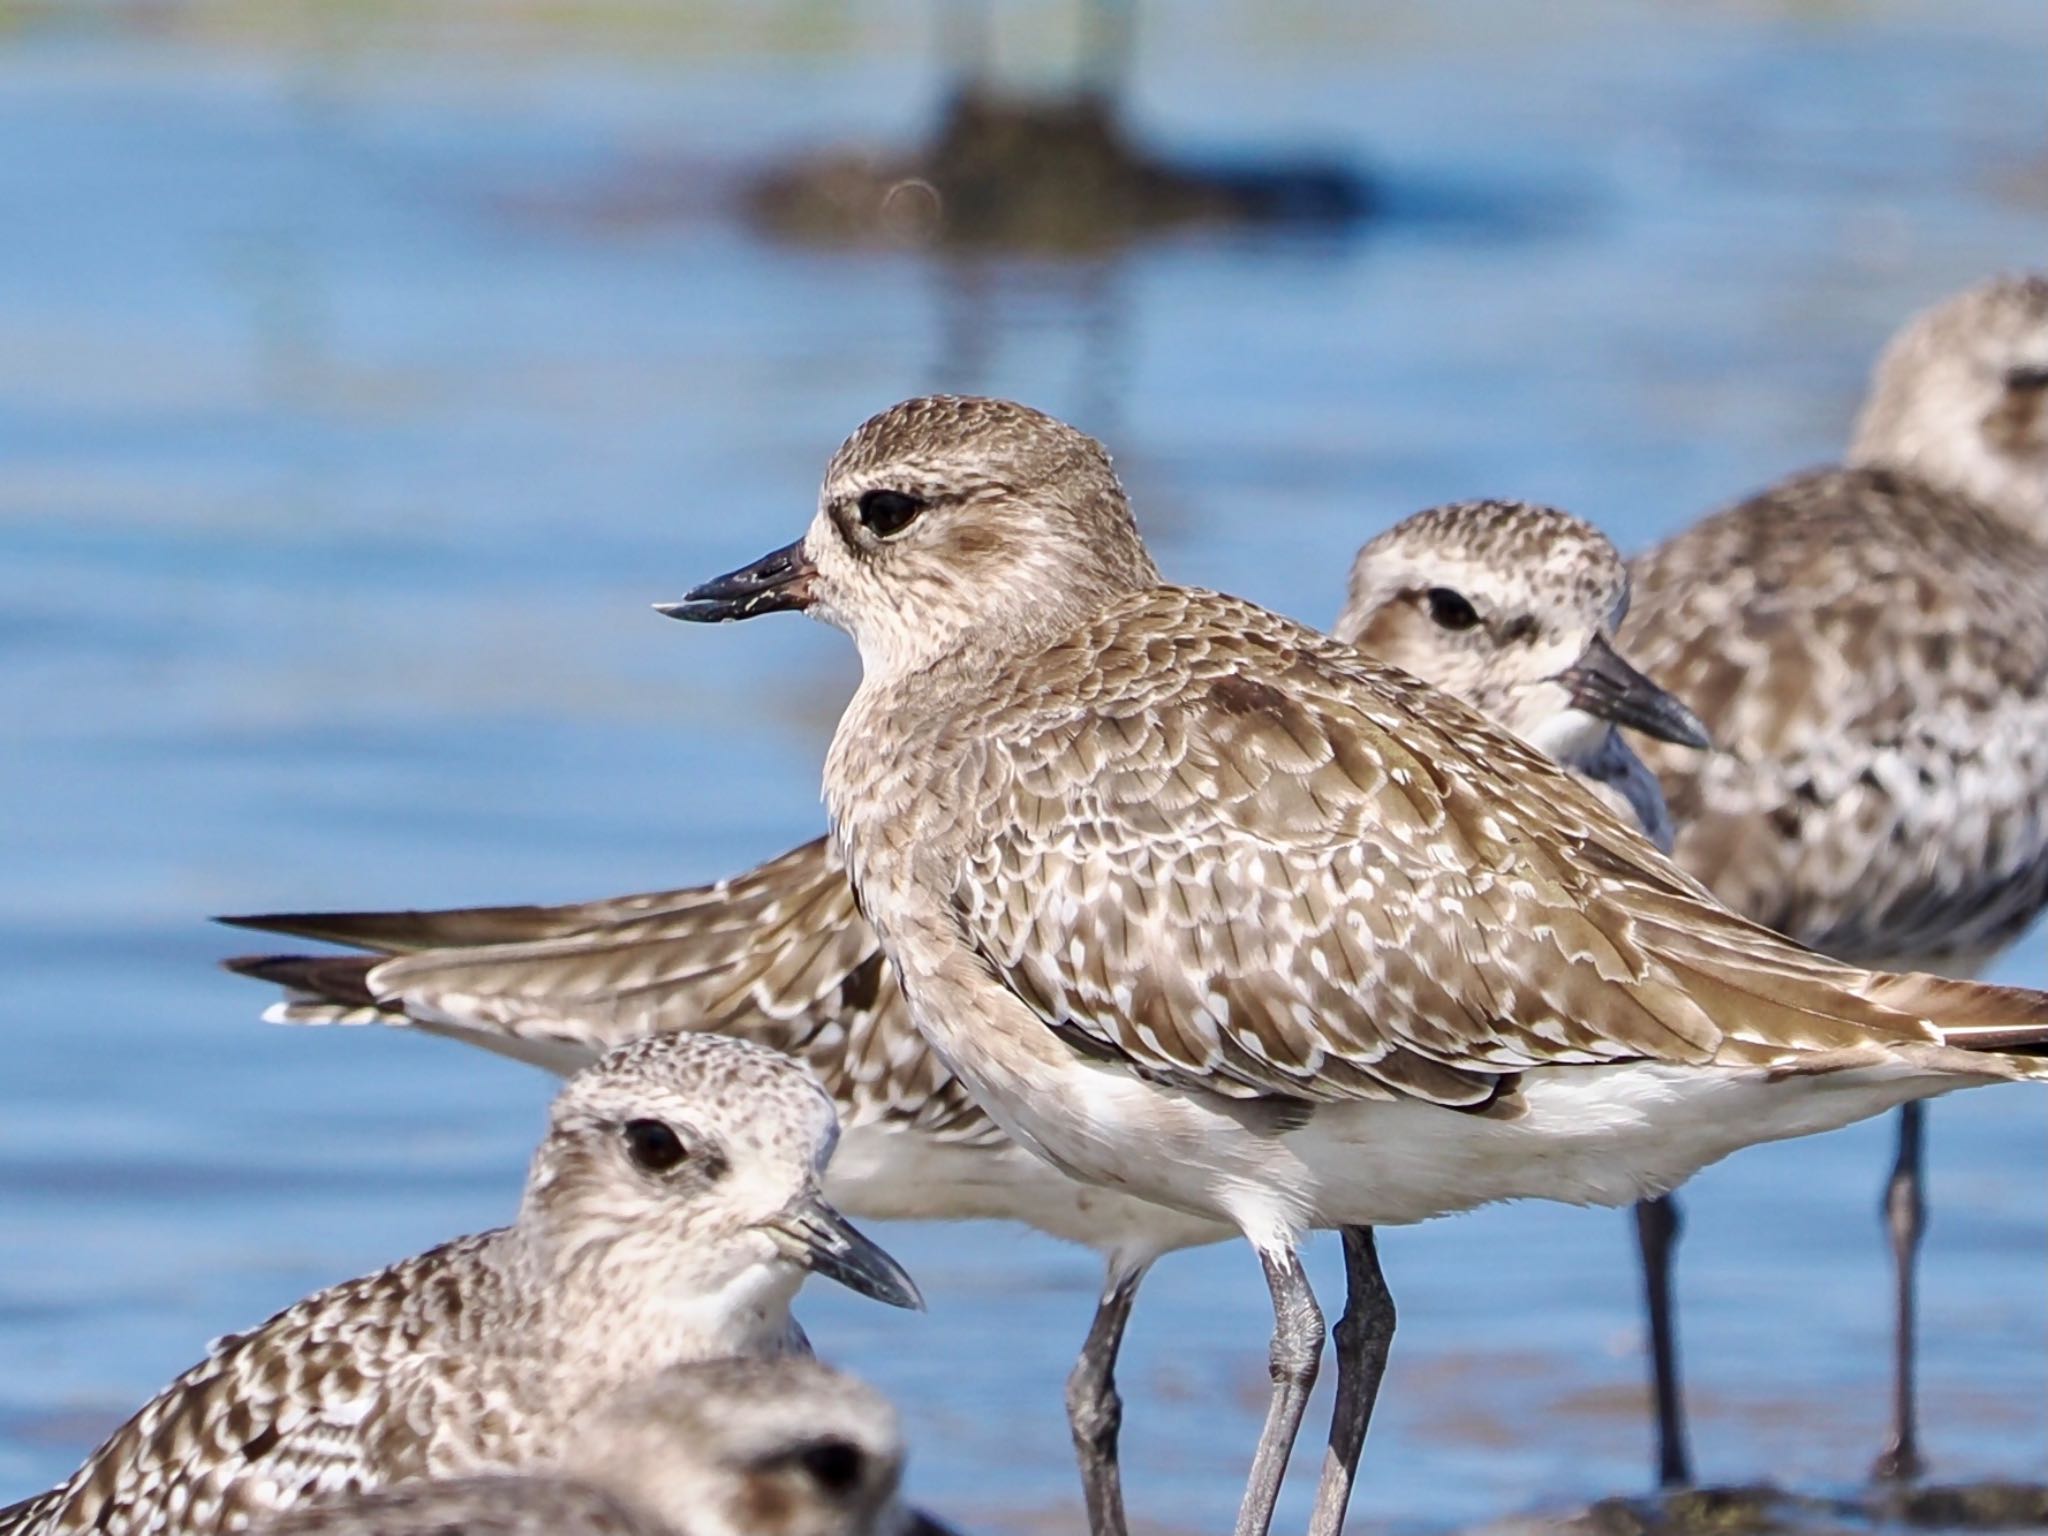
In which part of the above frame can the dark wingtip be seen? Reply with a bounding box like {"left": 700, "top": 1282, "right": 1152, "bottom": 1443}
{"left": 217, "top": 901, "right": 603, "bottom": 953}
{"left": 220, "top": 952, "right": 380, "bottom": 1008}
{"left": 214, "top": 911, "right": 346, "bottom": 939}
{"left": 210, "top": 908, "right": 436, "bottom": 953}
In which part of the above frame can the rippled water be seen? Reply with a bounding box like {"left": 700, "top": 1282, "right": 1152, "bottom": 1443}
{"left": 2, "top": 2, "right": 2043, "bottom": 1531}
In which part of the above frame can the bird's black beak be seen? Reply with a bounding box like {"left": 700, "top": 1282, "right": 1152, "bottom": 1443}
{"left": 761, "top": 1194, "right": 924, "bottom": 1311}
{"left": 658, "top": 539, "right": 816, "bottom": 623}
{"left": 1559, "top": 635, "right": 1711, "bottom": 750}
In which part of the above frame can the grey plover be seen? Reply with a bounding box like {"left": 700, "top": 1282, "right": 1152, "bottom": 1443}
{"left": 670, "top": 394, "right": 2048, "bottom": 1536}
{"left": 246, "top": 1357, "right": 946, "bottom": 1536}
{"left": 0, "top": 1035, "right": 918, "bottom": 1536}
{"left": 1621, "top": 272, "right": 2048, "bottom": 1482}
{"left": 1337, "top": 505, "right": 1705, "bottom": 1488}
{"left": 223, "top": 499, "right": 1701, "bottom": 1536}
{"left": 1330, "top": 498, "right": 1699, "bottom": 854}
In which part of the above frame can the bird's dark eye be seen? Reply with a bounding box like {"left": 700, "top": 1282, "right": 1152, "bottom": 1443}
{"left": 1425, "top": 588, "right": 1480, "bottom": 631}
{"left": 855, "top": 489, "right": 924, "bottom": 538}
{"left": 622, "top": 1118, "right": 687, "bottom": 1174}
{"left": 796, "top": 1439, "right": 865, "bottom": 1496}
{"left": 2004, "top": 364, "right": 2048, "bottom": 394}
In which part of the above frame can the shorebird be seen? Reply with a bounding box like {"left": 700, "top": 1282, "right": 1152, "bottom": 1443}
{"left": 1329, "top": 500, "right": 1693, "bottom": 856}
{"left": 667, "top": 394, "right": 2048, "bottom": 1536}
{"left": 246, "top": 1357, "right": 947, "bottom": 1536}
{"left": 1620, "top": 272, "right": 2048, "bottom": 1483}
{"left": 0, "top": 1035, "right": 919, "bottom": 1536}
{"left": 221, "top": 499, "right": 1706, "bottom": 1535}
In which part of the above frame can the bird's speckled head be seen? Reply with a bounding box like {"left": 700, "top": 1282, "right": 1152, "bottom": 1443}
{"left": 1850, "top": 272, "right": 2048, "bottom": 533}
{"left": 667, "top": 397, "right": 1159, "bottom": 680}
{"left": 812, "top": 396, "right": 1159, "bottom": 677}
{"left": 1334, "top": 499, "right": 1708, "bottom": 764}
{"left": 570, "top": 1358, "right": 927, "bottom": 1536}
{"left": 521, "top": 1033, "right": 920, "bottom": 1338}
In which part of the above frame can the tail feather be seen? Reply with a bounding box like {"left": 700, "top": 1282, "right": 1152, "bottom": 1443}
{"left": 214, "top": 897, "right": 680, "bottom": 955}
{"left": 222, "top": 953, "right": 383, "bottom": 1011}
{"left": 1952, "top": 1031, "right": 2048, "bottom": 1057}
{"left": 1854, "top": 969, "right": 2048, "bottom": 1050}
{"left": 213, "top": 838, "right": 842, "bottom": 958}
{"left": 1838, "top": 968, "right": 2048, "bottom": 1078}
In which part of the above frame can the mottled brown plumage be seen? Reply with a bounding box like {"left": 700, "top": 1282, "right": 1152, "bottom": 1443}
{"left": 0, "top": 1036, "right": 917, "bottom": 1536}
{"left": 1628, "top": 465, "right": 2048, "bottom": 965}
{"left": 223, "top": 501, "right": 1688, "bottom": 1126}
{"left": 1617, "top": 271, "right": 2048, "bottom": 1482}
{"left": 676, "top": 394, "right": 2048, "bottom": 1536}
{"left": 222, "top": 496, "right": 1699, "bottom": 1536}
{"left": 245, "top": 1358, "right": 938, "bottom": 1536}
{"left": 847, "top": 578, "right": 2039, "bottom": 1110}
{"left": 229, "top": 842, "right": 990, "bottom": 1145}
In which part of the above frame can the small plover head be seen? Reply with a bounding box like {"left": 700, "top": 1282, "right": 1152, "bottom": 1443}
{"left": 570, "top": 1358, "right": 943, "bottom": 1536}
{"left": 663, "top": 396, "right": 1158, "bottom": 679}
{"left": 1850, "top": 271, "right": 2048, "bottom": 532}
{"left": 523, "top": 1033, "right": 921, "bottom": 1314}
{"left": 1333, "top": 499, "right": 1709, "bottom": 763}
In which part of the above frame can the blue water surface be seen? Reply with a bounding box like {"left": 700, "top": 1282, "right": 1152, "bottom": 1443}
{"left": 1, "top": 3, "right": 2043, "bottom": 1531}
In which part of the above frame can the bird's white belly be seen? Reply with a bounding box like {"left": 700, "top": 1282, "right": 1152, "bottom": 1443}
{"left": 823, "top": 1118, "right": 1232, "bottom": 1263}
{"left": 962, "top": 1045, "right": 1997, "bottom": 1254}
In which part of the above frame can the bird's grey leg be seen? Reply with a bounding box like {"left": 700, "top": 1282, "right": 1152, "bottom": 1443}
{"left": 1308, "top": 1227, "right": 1395, "bottom": 1536}
{"left": 1634, "top": 1195, "right": 1693, "bottom": 1488}
{"left": 1872, "top": 1102, "right": 1927, "bottom": 1482}
{"left": 1236, "top": 1246, "right": 1325, "bottom": 1536}
{"left": 1066, "top": 1260, "right": 1148, "bottom": 1536}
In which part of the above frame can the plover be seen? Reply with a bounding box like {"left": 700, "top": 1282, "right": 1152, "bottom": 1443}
{"left": 1621, "top": 272, "right": 2048, "bottom": 1482}
{"left": 246, "top": 1357, "right": 948, "bottom": 1536}
{"left": 222, "top": 500, "right": 1702, "bottom": 1536}
{"left": 0, "top": 1035, "right": 919, "bottom": 1536}
{"left": 1337, "top": 506, "right": 1703, "bottom": 1490}
{"left": 668, "top": 394, "right": 2048, "bottom": 1536}
{"left": 1330, "top": 498, "right": 1696, "bottom": 856}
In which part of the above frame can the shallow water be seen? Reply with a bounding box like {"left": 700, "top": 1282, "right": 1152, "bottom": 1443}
{"left": 1, "top": 1, "right": 2043, "bottom": 1531}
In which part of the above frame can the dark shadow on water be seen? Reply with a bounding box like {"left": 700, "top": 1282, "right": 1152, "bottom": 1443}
{"left": 743, "top": 87, "right": 1375, "bottom": 255}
